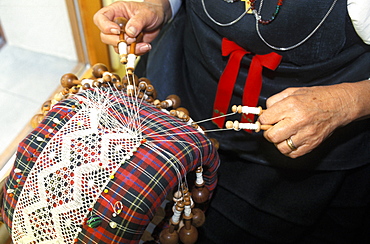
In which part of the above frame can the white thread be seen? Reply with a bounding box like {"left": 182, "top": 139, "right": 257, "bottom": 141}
{"left": 241, "top": 106, "right": 261, "bottom": 115}
{"left": 118, "top": 41, "right": 128, "bottom": 55}
{"left": 127, "top": 54, "right": 136, "bottom": 70}
{"left": 239, "top": 122, "right": 259, "bottom": 130}
{"left": 103, "top": 71, "right": 112, "bottom": 77}
{"left": 171, "top": 204, "right": 182, "bottom": 224}
{"left": 165, "top": 99, "right": 174, "bottom": 108}
{"left": 195, "top": 171, "right": 204, "bottom": 185}
{"left": 81, "top": 79, "right": 95, "bottom": 87}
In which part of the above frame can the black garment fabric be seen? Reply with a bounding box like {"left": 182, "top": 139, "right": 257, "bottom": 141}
{"left": 136, "top": 0, "right": 370, "bottom": 242}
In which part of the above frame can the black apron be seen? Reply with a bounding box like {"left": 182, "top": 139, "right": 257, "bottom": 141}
{"left": 136, "top": 0, "right": 370, "bottom": 242}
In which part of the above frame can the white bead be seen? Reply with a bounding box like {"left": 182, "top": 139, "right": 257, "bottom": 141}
{"left": 109, "top": 221, "right": 118, "bottom": 229}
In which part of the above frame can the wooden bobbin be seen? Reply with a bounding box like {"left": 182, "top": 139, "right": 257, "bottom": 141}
{"left": 121, "top": 74, "right": 139, "bottom": 96}
{"left": 232, "top": 104, "right": 264, "bottom": 115}
{"left": 137, "top": 77, "right": 151, "bottom": 91}
{"left": 125, "top": 32, "right": 143, "bottom": 75}
{"left": 110, "top": 74, "right": 124, "bottom": 90}
{"left": 159, "top": 95, "right": 181, "bottom": 109}
{"left": 179, "top": 200, "right": 198, "bottom": 244}
{"left": 92, "top": 63, "right": 111, "bottom": 82}
{"left": 169, "top": 108, "right": 190, "bottom": 122}
{"left": 111, "top": 73, "right": 121, "bottom": 83}
{"left": 225, "top": 120, "right": 272, "bottom": 132}
{"left": 114, "top": 17, "right": 128, "bottom": 64}
{"left": 60, "top": 73, "right": 95, "bottom": 90}
{"left": 191, "top": 167, "right": 210, "bottom": 204}
{"left": 174, "top": 107, "right": 190, "bottom": 121}
{"left": 159, "top": 201, "right": 184, "bottom": 244}
{"left": 60, "top": 73, "right": 80, "bottom": 89}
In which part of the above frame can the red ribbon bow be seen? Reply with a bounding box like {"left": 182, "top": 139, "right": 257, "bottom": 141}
{"left": 213, "top": 38, "right": 282, "bottom": 131}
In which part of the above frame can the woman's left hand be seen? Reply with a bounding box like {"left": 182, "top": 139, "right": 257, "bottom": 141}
{"left": 258, "top": 84, "right": 361, "bottom": 158}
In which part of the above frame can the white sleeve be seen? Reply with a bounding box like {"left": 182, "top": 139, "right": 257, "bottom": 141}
{"left": 168, "top": 0, "right": 183, "bottom": 20}
{"left": 347, "top": 0, "right": 370, "bottom": 45}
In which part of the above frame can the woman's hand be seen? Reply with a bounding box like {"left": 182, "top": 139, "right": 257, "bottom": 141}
{"left": 93, "top": 0, "right": 171, "bottom": 55}
{"left": 258, "top": 81, "right": 370, "bottom": 158}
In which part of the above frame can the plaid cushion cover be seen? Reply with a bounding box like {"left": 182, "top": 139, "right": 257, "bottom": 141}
{"left": 2, "top": 88, "right": 219, "bottom": 243}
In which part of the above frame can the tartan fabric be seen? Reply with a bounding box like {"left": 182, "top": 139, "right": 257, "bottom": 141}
{"left": 1, "top": 88, "right": 219, "bottom": 243}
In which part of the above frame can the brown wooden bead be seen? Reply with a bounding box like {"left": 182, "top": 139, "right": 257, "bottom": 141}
{"left": 167, "top": 94, "right": 181, "bottom": 109}
{"left": 41, "top": 100, "right": 52, "bottom": 113}
{"left": 121, "top": 74, "right": 139, "bottom": 86}
{"left": 209, "top": 138, "right": 220, "bottom": 150}
{"left": 92, "top": 63, "right": 111, "bottom": 82}
{"left": 191, "top": 183, "right": 210, "bottom": 204}
{"left": 191, "top": 208, "right": 206, "bottom": 227}
{"left": 169, "top": 110, "right": 177, "bottom": 117}
{"left": 114, "top": 17, "right": 128, "bottom": 39}
{"left": 179, "top": 213, "right": 198, "bottom": 244}
{"left": 111, "top": 73, "right": 121, "bottom": 83}
{"left": 113, "top": 81, "right": 123, "bottom": 90}
{"left": 61, "top": 88, "right": 70, "bottom": 95}
{"left": 30, "top": 114, "right": 44, "bottom": 128}
{"left": 159, "top": 94, "right": 181, "bottom": 109}
{"left": 176, "top": 107, "right": 189, "bottom": 116}
{"left": 60, "top": 73, "right": 79, "bottom": 88}
{"left": 114, "top": 17, "right": 128, "bottom": 29}
{"left": 146, "top": 96, "right": 155, "bottom": 103}
{"left": 69, "top": 86, "right": 80, "bottom": 94}
{"left": 144, "top": 84, "right": 155, "bottom": 96}
{"left": 159, "top": 224, "right": 179, "bottom": 244}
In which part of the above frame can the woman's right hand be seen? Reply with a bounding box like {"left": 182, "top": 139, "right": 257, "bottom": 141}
{"left": 93, "top": 0, "right": 172, "bottom": 55}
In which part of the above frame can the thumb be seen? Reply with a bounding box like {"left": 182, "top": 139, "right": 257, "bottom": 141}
{"left": 124, "top": 8, "right": 165, "bottom": 38}
{"left": 93, "top": 9, "right": 121, "bottom": 35}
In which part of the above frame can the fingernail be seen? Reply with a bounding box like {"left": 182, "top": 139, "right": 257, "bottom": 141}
{"left": 110, "top": 28, "right": 120, "bottom": 35}
{"left": 127, "top": 26, "right": 137, "bottom": 36}
{"left": 139, "top": 44, "right": 152, "bottom": 53}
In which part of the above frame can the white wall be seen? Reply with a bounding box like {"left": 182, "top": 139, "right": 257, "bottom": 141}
{"left": 0, "top": 0, "right": 78, "bottom": 61}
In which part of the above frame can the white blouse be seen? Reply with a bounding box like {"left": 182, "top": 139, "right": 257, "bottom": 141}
{"left": 169, "top": 0, "right": 370, "bottom": 44}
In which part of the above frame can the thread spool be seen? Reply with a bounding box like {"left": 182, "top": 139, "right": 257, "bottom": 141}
{"left": 191, "top": 167, "right": 210, "bottom": 204}
{"left": 159, "top": 201, "right": 184, "bottom": 244}
{"left": 179, "top": 200, "right": 198, "bottom": 244}
{"left": 232, "top": 105, "right": 263, "bottom": 115}
{"left": 114, "top": 17, "right": 128, "bottom": 64}
{"left": 225, "top": 120, "right": 272, "bottom": 132}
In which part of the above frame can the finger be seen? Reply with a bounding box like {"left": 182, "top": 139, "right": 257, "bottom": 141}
{"left": 125, "top": 15, "right": 157, "bottom": 39}
{"left": 124, "top": 6, "right": 164, "bottom": 38}
{"left": 259, "top": 94, "right": 301, "bottom": 127}
{"left": 93, "top": 8, "right": 121, "bottom": 35}
{"left": 100, "top": 32, "right": 120, "bottom": 46}
{"left": 275, "top": 135, "right": 299, "bottom": 155}
{"left": 263, "top": 118, "right": 297, "bottom": 144}
{"left": 266, "top": 87, "right": 300, "bottom": 108}
{"left": 135, "top": 43, "right": 152, "bottom": 56}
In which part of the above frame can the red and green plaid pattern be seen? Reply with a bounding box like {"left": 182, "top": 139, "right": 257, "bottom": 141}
{"left": 2, "top": 89, "right": 219, "bottom": 243}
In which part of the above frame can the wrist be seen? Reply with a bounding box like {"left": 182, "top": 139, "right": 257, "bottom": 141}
{"left": 338, "top": 80, "right": 370, "bottom": 123}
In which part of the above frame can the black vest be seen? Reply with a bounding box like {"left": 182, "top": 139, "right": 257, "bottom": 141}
{"left": 136, "top": 0, "right": 370, "bottom": 242}
{"left": 141, "top": 0, "right": 370, "bottom": 171}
